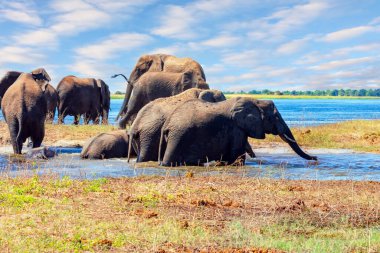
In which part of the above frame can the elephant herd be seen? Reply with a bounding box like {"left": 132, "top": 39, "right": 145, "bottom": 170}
{"left": 0, "top": 54, "right": 317, "bottom": 165}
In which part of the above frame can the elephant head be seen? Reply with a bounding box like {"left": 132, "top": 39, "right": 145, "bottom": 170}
{"left": 96, "top": 79, "right": 110, "bottom": 124}
{"left": 231, "top": 97, "right": 265, "bottom": 140}
{"left": 128, "top": 54, "right": 168, "bottom": 85}
{"left": 182, "top": 71, "right": 210, "bottom": 90}
{"left": 257, "top": 100, "right": 317, "bottom": 160}
{"left": 198, "top": 89, "right": 226, "bottom": 102}
{"left": 31, "top": 68, "right": 51, "bottom": 92}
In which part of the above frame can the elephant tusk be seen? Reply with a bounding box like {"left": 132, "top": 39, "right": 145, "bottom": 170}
{"left": 283, "top": 133, "right": 297, "bottom": 143}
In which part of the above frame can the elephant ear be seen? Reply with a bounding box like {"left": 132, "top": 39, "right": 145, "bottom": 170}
{"left": 231, "top": 98, "right": 265, "bottom": 139}
{"left": 96, "top": 79, "right": 110, "bottom": 110}
{"left": 181, "top": 71, "right": 194, "bottom": 90}
{"left": 148, "top": 54, "right": 164, "bottom": 72}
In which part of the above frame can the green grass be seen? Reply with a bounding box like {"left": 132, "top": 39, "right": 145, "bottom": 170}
{"left": 0, "top": 176, "right": 378, "bottom": 252}
{"left": 111, "top": 94, "right": 125, "bottom": 99}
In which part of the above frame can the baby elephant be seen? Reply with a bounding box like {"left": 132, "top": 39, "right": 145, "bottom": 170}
{"left": 81, "top": 130, "right": 136, "bottom": 159}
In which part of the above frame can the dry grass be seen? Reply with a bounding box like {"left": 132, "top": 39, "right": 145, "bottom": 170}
{"left": 0, "top": 175, "right": 378, "bottom": 252}
{"left": 249, "top": 120, "right": 380, "bottom": 154}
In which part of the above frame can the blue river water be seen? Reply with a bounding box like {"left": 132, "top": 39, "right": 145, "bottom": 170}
{"left": 10, "top": 98, "right": 377, "bottom": 127}
{"left": 0, "top": 98, "right": 379, "bottom": 181}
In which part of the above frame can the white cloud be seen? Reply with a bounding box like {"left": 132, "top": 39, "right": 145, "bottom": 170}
{"left": 75, "top": 33, "right": 153, "bottom": 60}
{"left": 309, "top": 56, "right": 376, "bottom": 71}
{"left": 222, "top": 50, "right": 262, "bottom": 67}
{"left": 13, "top": 29, "right": 58, "bottom": 47}
{"left": 370, "top": 16, "right": 380, "bottom": 25}
{"left": 152, "top": 0, "right": 252, "bottom": 39}
{"left": 149, "top": 45, "right": 182, "bottom": 55}
{"left": 248, "top": 1, "right": 329, "bottom": 41}
{"left": 0, "top": 1, "right": 43, "bottom": 26}
{"left": 322, "top": 26, "right": 375, "bottom": 42}
{"left": 277, "top": 35, "right": 315, "bottom": 54}
{"left": 0, "top": 46, "right": 45, "bottom": 65}
{"left": 199, "top": 34, "right": 241, "bottom": 48}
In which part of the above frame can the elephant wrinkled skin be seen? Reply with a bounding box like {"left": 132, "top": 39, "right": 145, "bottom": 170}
{"left": 128, "top": 88, "right": 226, "bottom": 163}
{"left": 1, "top": 70, "right": 50, "bottom": 154}
{"left": 44, "top": 83, "right": 58, "bottom": 123}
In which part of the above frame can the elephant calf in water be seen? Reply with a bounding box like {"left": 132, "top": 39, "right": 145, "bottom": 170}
{"left": 81, "top": 130, "right": 136, "bottom": 159}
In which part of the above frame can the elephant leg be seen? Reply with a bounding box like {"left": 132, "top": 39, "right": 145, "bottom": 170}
{"left": 74, "top": 115, "right": 81, "bottom": 125}
{"left": 245, "top": 141, "right": 255, "bottom": 158}
{"left": 31, "top": 123, "right": 44, "bottom": 148}
{"left": 8, "top": 119, "right": 22, "bottom": 154}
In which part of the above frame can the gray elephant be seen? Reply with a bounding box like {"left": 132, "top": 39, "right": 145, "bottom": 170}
{"left": 128, "top": 88, "right": 237, "bottom": 163}
{"left": 0, "top": 71, "right": 22, "bottom": 107}
{"left": 159, "top": 97, "right": 317, "bottom": 166}
{"left": 118, "top": 71, "right": 209, "bottom": 128}
{"left": 1, "top": 68, "right": 50, "bottom": 154}
{"left": 81, "top": 130, "right": 136, "bottom": 159}
{"left": 57, "top": 76, "right": 110, "bottom": 125}
{"left": 44, "top": 83, "right": 58, "bottom": 123}
{"left": 115, "top": 54, "right": 206, "bottom": 122}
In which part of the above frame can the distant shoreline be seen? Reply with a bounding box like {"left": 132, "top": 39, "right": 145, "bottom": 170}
{"left": 111, "top": 93, "right": 380, "bottom": 99}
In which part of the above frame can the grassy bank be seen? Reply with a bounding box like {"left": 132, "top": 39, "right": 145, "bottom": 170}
{"left": 0, "top": 120, "right": 378, "bottom": 153}
{"left": 0, "top": 175, "right": 378, "bottom": 252}
{"left": 249, "top": 120, "right": 380, "bottom": 153}
{"left": 111, "top": 93, "right": 380, "bottom": 100}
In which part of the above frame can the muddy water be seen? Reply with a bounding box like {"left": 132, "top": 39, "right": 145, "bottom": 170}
{"left": 0, "top": 147, "right": 379, "bottom": 181}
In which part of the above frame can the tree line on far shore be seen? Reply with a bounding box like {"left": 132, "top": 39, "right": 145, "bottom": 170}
{"left": 224, "top": 89, "right": 380, "bottom": 97}
{"left": 115, "top": 88, "right": 380, "bottom": 97}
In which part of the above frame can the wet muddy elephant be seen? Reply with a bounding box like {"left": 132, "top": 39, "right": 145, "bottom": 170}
{"left": 81, "top": 130, "right": 136, "bottom": 159}
{"left": 44, "top": 84, "right": 58, "bottom": 123}
{"left": 159, "top": 97, "right": 266, "bottom": 166}
{"left": 118, "top": 71, "right": 209, "bottom": 128}
{"left": 57, "top": 76, "right": 110, "bottom": 125}
{"left": 1, "top": 68, "right": 51, "bottom": 154}
{"left": 115, "top": 54, "right": 206, "bottom": 123}
{"left": 128, "top": 88, "right": 233, "bottom": 162}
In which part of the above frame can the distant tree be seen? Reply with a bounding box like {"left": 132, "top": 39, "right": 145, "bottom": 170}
{"left": 115, "top": 91, "right": 124, "bottom": 95}
{"left": 358, "top": 89, "right": 366, "bottom": 96}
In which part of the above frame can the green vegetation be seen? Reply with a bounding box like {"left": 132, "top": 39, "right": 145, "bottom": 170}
{"left": 0, "top": 176, "right": 378, "bottom": 252}
{"left": 225, "top": 88, "right": 380, "bottom": 97}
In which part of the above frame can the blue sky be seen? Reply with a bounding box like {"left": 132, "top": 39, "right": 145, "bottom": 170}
{"left": 0, "top": 0, "right": 379, "bottom": 92}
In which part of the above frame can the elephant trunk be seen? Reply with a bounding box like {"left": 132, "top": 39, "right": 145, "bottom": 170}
{"left": 102, "top": 109, "right": 109, "bottom": 125}
{"left": 116, "top": 82, "right": 133, "bottom": 120}
{"left": 279, "top": 124, "right": 317, "bottom": 160}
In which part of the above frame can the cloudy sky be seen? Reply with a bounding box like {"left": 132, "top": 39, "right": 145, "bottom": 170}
{"left": 0, "top": 0, "right": 379, "bottom": 92}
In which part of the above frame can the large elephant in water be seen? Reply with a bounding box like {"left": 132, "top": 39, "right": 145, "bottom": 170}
{"left": 1, "top": 68, "right": 50, "bottom": 154}
{"left": 115, "top": 54, "right": 206, "bottom": 122}
{"left": 128, "top": 88, "right": 233, "bottom": 162}
{"left": 57, "top": 76, "right": 110, "bottom": 125}
{"left": 159, "top": 97, "right": 317, "bottom": 167}
{"left": 118, "top": 71, "right": 209, "bottom": 128}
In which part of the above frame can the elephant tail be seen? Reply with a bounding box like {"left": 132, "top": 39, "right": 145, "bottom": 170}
{"left": 158, "top": 129, "right": 169, "bottom": 166}
{"left": 15, "top": 116, "right": 23, "bottom": 154}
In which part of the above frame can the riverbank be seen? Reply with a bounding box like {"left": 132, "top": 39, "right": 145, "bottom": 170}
{"left": 0, "top": 175, "right": 378, "bottom": 252}
{"left": 0, "top": 120, "right": 378, "bottom": 154}
{"left": 111, "top": 94, "right": 380, "bottom": 100}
